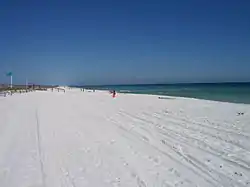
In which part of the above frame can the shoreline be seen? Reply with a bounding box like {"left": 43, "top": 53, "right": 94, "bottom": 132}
{"left": 78, "top": 82, "right": 250, "bottom": 105}
{"left": 114, "top": 91, "right": 250, "bottom": 105}
{"left": 129, "top": 92, "right": 250, "bottom": 105}
{"left": 80, "top": 88, "right": 250, "bottom": 106}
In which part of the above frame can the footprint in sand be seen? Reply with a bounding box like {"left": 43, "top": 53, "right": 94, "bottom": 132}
{"left": 148, "top": 155, "right": 160, "bottom": 165}
{"left": 131, "top": 172, "right": 137, "bottom": 178}
{"left": 111, "top": 177, "right": 121, "bottom": 187}
{"left": 168, "top": 168, "right": 181, "bottom": 177}
{"left": 153, "top": 157, "right": 159, "bottom": 164}
{"left": 234, "top": 171, "right": 243, "bottom": 177}
{"left": 136, "top": 176, "right": 147, "bottom": 187}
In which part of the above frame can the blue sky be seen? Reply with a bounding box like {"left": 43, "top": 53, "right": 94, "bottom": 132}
{"left": 0, "top": 0, "right": 249, "bottom": 85}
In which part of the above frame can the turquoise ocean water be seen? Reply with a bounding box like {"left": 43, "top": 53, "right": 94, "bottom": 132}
{"left": 80, "top": 83, "right": 250, "bottom": 104}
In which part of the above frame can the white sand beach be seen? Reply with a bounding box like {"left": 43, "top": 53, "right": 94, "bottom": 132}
{"left": 0, "top": 88, "right": 250, "bottom": 187}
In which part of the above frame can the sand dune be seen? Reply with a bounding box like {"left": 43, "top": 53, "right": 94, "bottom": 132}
{"left": 0, "top": 89, "right": 250, "bottom": 187}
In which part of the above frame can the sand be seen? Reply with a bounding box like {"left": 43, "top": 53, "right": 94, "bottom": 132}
{"left": 0, "top": 88, "right": 250, "bottom": 187}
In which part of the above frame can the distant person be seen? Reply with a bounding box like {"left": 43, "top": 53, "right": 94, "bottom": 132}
{"left": 112, "top": 90, "right": 116, "bottom": 98}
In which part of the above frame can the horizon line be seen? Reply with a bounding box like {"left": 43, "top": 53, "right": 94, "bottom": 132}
{"left": 73, "top": 81, "right": 250, "bottom": 87}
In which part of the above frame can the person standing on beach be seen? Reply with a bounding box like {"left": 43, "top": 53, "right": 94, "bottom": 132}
{"left": 112, "top": 90, "right": 116, "bottom": 98}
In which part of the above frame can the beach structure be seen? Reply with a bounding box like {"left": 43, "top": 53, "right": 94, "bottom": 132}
{"left": 6, "top": 72, "right": 13, "bottom": 88}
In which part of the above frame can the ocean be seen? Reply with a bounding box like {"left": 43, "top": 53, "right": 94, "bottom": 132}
{"left": 80, "top": 82, "right": 250, "bottom": 104}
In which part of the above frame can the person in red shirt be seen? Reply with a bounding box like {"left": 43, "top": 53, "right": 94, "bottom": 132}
{"left": 112, "top": 90, "right": 116, "bottom": 98}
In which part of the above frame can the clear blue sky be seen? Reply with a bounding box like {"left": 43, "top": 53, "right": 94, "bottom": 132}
{"left": 0, "top": 0, "right": 249, "bottom": 85}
